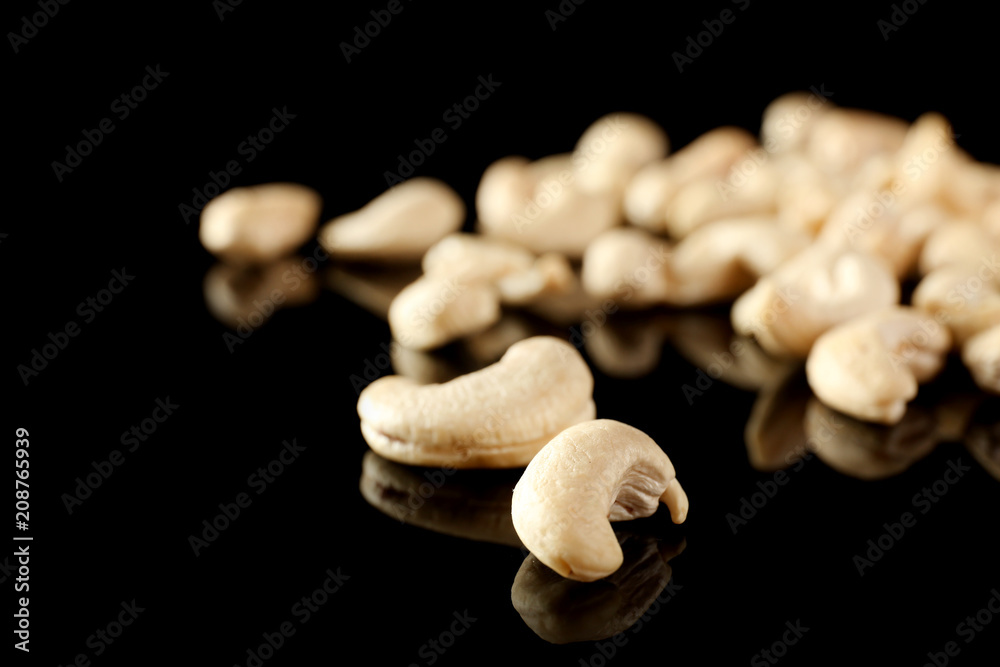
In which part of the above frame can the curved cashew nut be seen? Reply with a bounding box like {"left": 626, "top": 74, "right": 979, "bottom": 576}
{"left": 475, "top": 155, "right": 619, "bottom": 258}
{"left": 199, "top": 183, "right": 321, "bottom": 264}
{"left": 319, "top": 177, "right": 464, "bottom": 262}
{"left": 919, "top": 220, "right": 1000, "bottom": 276}
{"left": 572, "top": 113, "right": 669, "bottom": 196}
{"left": 358, "top": 337, "right": 595, "bottom": 468}
{"left": 760, "top": 91, "right": 833, "bottom": 154}
{"left": 805, "top": 108, "right": 907, "bottom": 176}
{"left": 912, "top": 264, "right": 1000, "bottom": 346}
{"left": 805, "top": 306, "right": 952, "bottom": 424}
{"left": 388, "top": 275, "right": 501, "bottom": 351}
{"left": 511, "top": 419, "right": 688, "bottom": 582}
{"left": 732, "top": 245, "right": 900, "bottom": 358}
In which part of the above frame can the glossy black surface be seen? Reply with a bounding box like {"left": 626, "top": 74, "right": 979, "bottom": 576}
{"left": 8, "top": 2, "right": 1000, "bottom": 665}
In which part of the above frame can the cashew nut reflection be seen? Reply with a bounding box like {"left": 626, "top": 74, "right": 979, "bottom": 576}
{"left": 511, "top": 533, "right": 684, "bottom": 644}
{"left": 203, "top": 258, "right": 319, "bottom": 329}
{"left": 324, "top": 264, "right": 422, "bottom": 320}
{"left": 359, "top": 451, "right": 522, "bottom": 547}
{"left": 744, "top": 366, "right": 812, "bottom": 472}
{"left": 584, "top": 312, "right": 675, "bottom": 379}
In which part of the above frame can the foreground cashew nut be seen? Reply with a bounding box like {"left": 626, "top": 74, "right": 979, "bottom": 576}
{"left": 806, "top": 307, "right": 952, "bottom": 424}
{"left": 511, "top": 420, "right": 688, "bottom": 582}
{"left": 199, "top": 183, "right": 321, "bottom": 264}
{"left": 319, "top": 177, "right": 464, "bottom": 262}
{"left": 358, "top": 337, "right": 595, "bottom": 468}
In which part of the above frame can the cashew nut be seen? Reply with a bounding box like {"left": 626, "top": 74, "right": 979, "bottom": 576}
{"left": 358, "top": 337, "right": 596, "bottom": 468}
{"left": 476, "top": 155, "right": 619, "bottom": 257}
{"left": 572, "top": 113, "right": 669, "bottom": 196}
{"left": 806, "top": 108, "right": 908, "bottom": 176}
{"left": 963, "top": 324, "right": 1000, "bottom": 394}
{"left": 732, "top": 245, "right": 900, "bottom": 358}
{"left": 319, "top": 177, "right": 464, "bottom": 262}
{"left": 918, "top": 219, "right": 1000, "bottom": 276}
{"left": 760, "top": 91, "right": 832, "bottom": 154}
{"left": 511, "top": 419, "right": 688, "bottom": 582}
{"left": 912, "top": 263, "right": 1000, "bottom": 346}
{"left": 199, "top": 183, "right": 321, "bottom": 264}
{"left": 388, "top": 275, "right": 501, "bottom": 351}
{"left": 805, "top": 306, "right": 952, "bottom": 424}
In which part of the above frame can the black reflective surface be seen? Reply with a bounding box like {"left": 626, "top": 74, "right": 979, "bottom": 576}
{"left": 9, "top": 2, "right": 1000, "bottom": 666}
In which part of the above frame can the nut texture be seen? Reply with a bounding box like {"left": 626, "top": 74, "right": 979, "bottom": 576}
{"left": 358, "top": 337, "right": 596, "bottom": 468}
{"left": 511, "top": 419, "right": 688, "bottom": 582}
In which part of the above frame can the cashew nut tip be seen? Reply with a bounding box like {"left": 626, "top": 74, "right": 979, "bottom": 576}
{"left": 358, "top": 337, "right": 596, "bottom": 468}
{"left": 199, "top": 183, "right": 322, "bottom": 264}
{"left": 511, "top": 419, "right": 687, "bottom": 582}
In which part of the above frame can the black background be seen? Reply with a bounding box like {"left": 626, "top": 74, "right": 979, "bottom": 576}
{"left": 7, "top": 1, "right": 1000, "bottom": 665}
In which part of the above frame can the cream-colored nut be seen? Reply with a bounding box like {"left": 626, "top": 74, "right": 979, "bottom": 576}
{"left": 623, "top": 127, "right": 757, "bottom": 233}
{"left": 806, "top": 108, "right": 908, "bottom": 175}
{"left": 912, "top": 264, "right": 1000, "bottom": 345}
{"left": 358, "top": 337, "right": 595, "bottom": 468}
{"left": 805, "top": 307, "right": 952, "bottom": 424}
{"left": 943, "top": 160, "right": 1000, "bottom": 217}
{"left": 818, "top": 193, "right": 948, "bottom": 279}
{"left": 805, "top": 398, "right": 939, "bottom": 480}
{"left": 890, "top": 112, "right": 959, "bottom": 204}
{"left": 324, "top": 265, "right": 421, "bottom": 319}
{"left": 667, "top": 216, "right": 809, "bottom": 306}
{"left": 774, "top": 155, "right": 838, "bottom": 236}
{"left": 963, "top": 324, "right": 1000, "bottom": 394}
{"left": 203, "top": 259, "right": 319, "bottom": 328}
{"left": 760, "top": 91, "right": 833, "bottom": 154}
{"left": 732, "top": 245, "right": 900, "bottom": 358}
{"left": 664, "top": 165, "right": 778, "bottom": 238}
{"left": 476, "top": 155, "right": 619, "bottom": 258}
{"left": 918, "top": 220, "right": 1000, "bottom": 275}
{"left": 359, "top": 451, "right": 522, "bottom": 547}
{"left": 511, "top": 534, "right": 684, "bottom": 644}
{"left": 581, "top": 228, "right": 672, "bottom": 308}
{"left": 670, "top": 312, "right": 794, "bottom": 392}
{"left": 422, "top": 233, "right": 535, "bottom": 283}
{"left": 511, "top": 419, "right": 688, "bottom": 582}
{"left": 572, "top": 113, "right": 669, "bottom": 196}
{"left": 388, "top": 275, "right": 500, "bottom": 351}
{"left": 584, "top": 314, "right": 675, "bottom": 379}
{"left": 421, "top": 233, "right": 574, "bottom": 307}
{"left": 319, "top": 177, "right": 464, "bottom": 262}
{"left": 199, "top": 183, "right": 321, "bottom": 264}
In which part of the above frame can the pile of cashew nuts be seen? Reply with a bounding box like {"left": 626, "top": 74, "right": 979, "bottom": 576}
{"left": 198, "top": 92, "right": 1000, "bottom": 638}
